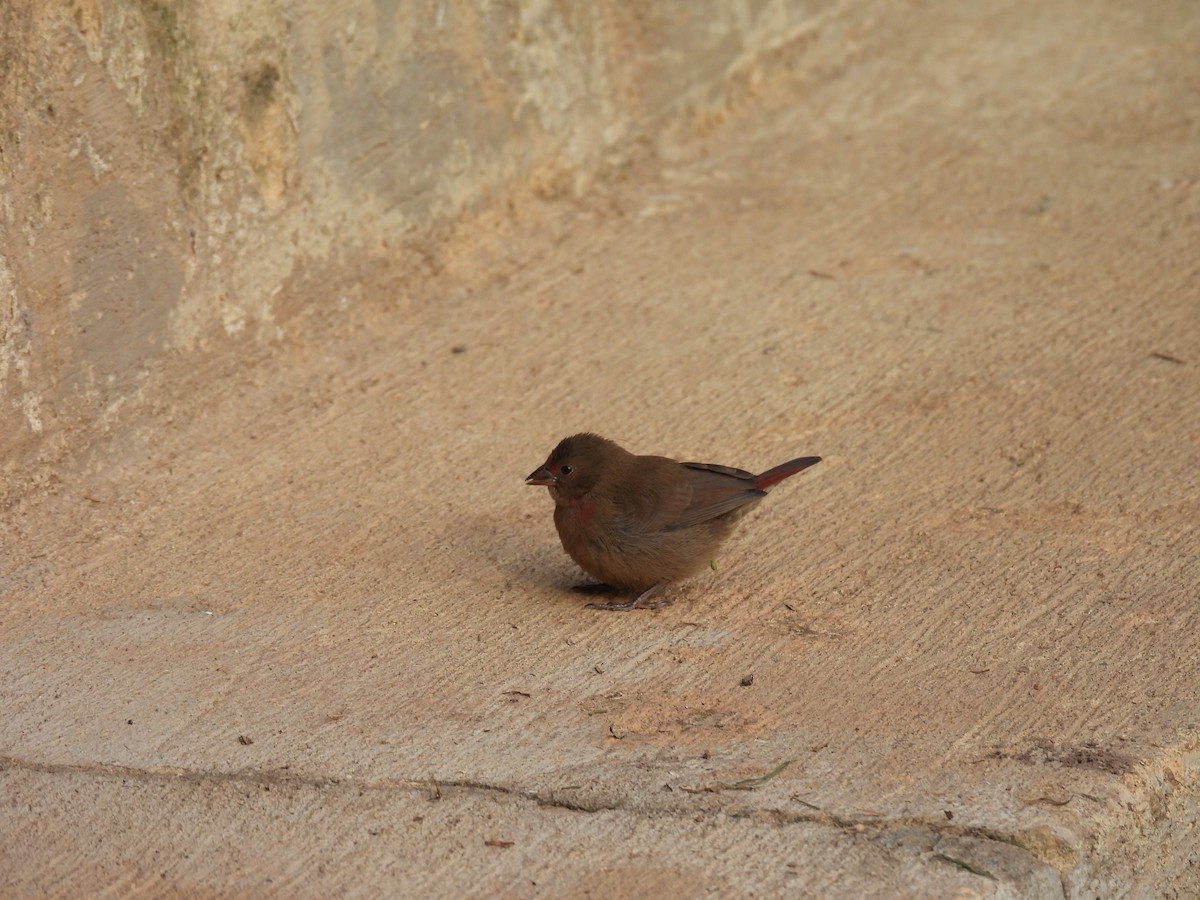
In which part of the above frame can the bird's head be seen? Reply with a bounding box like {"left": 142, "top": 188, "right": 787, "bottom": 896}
{"left": 525, "top": 433, "right": 623, "bottom": 503}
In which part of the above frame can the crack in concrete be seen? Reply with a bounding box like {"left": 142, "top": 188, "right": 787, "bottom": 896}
{"left": 0, "top": 754, "right": 618, "bottom": 812}
{"left": 8, "top": 753, "right": 1109, "bottom": 895}
{"left": 0, "top": 752, "right": 1065, "bottom": 884}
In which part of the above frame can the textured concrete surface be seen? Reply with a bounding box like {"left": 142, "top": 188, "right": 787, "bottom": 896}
{"left": 3, "top": 0, "right": 1200, "bottom": 896}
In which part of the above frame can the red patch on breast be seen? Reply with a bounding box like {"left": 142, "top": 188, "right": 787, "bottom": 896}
{"left": 569, "top": 496, "right": 595, "bottom": 523}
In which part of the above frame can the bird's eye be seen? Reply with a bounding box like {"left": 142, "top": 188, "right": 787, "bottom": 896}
{"left": 559, "top": 465, "right": 573, "bottom": 476}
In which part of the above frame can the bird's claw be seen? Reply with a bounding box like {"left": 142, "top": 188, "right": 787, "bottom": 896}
{"left": 586, "top": 583, "right": 671, "bottom": 611}
{"left": 586, "top": 599, "right": 674, "bottom": 611}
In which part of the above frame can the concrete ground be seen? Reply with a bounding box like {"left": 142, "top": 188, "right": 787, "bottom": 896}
{"left": 2, "top": 0, "right": 1198, "bottom": 896}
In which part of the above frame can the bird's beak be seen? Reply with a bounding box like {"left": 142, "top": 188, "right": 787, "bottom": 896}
{"left": 525, "top": 465, "right": 555, "bottom": 486}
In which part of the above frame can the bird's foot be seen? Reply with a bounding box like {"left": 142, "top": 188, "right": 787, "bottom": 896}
{"left": 586, "top": 582, "right": 671, "bottom": 611}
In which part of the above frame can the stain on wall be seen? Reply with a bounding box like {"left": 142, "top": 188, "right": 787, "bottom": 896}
{"left": 0, "top": 0, "right": 836, "bottom": 498}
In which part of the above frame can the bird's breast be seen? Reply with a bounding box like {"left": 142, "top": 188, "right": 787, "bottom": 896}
{"left": 564, "top": 495, "right": 595, "bottom": 523}
{"left": 554, "top": 496, "right": 609, "bottom": 553}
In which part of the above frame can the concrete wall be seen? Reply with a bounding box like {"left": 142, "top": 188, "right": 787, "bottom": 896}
{"left": 0, "top": 0, "right": 837, "bottom": 498}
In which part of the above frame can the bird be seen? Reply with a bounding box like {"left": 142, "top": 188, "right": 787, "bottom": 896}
{"left": 525, "top": 433, "right": 821, "bottom": 610}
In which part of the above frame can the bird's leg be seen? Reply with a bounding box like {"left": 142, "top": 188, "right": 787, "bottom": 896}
{"left": 586, "top": 582, "right": 671, "bottom": 611}
{"left": 632, "top": 582, "right": 671, "bottom": 609}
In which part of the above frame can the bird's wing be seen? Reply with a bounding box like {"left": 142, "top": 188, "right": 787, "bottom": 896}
{"left": 664, "top": 462, "right": 766, "bottom": 530}
{"left": 607, "top": 456, "right": 697, "bottom": 534}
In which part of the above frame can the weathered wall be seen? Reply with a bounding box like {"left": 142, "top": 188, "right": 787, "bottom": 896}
{"left": 0, "top": 0, "right": 838, "bottom": 498}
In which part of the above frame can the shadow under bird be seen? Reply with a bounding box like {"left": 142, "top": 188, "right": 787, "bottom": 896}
{"left": 525, "top": 433, "right": 821, "bottom": 610}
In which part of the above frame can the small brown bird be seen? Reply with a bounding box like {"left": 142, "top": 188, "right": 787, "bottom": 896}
{"left": 525, "top": 433, "right": 821, "bottom": 610}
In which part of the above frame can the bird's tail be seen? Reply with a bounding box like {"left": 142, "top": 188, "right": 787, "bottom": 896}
{"left": 754, "top": 456, "right": 821, "bottom": 490}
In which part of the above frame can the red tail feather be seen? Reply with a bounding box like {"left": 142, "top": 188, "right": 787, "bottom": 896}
{"left": 753, "top": 456, "right": 821, "bottom": 490}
